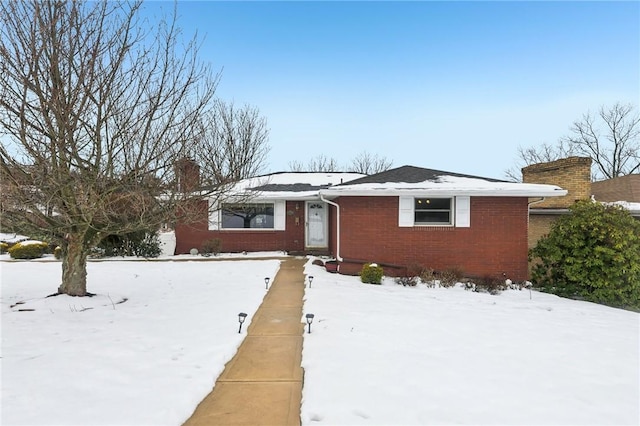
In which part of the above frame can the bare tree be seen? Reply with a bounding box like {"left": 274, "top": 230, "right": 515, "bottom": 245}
{"left": 192, "top": 100, "right": 270, "bottom": 185}
{"left": 563, "top": 103, "right": 640, "bottom": 179}
{"left": 505, "top": 103, "right": 639, "bottom": 181}
{"left": 349, "top": 151, "right": 393, "bottom": 174}
{"left": 288, "top": 154, "right": 340, "bottom": 172}
{"left": 504, "top": 142, "right": 574, "bottom": 181}
{"left": 288, "top": 152, "right": 392, "bottom": 174}
{"left": 0, "top": 1, "right": 229, "bottom": 296}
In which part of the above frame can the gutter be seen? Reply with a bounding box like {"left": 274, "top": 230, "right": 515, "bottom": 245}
{"left": 319, "top": 193, "right": 343, "bottom": 262}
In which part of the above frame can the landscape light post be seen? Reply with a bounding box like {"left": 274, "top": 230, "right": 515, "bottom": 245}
{"left": 305, "top": 313, "right": 315, "bottom": 334}
{"left": 308, "top": 275, "right": 314, "bottom": 288}
{"left": 238, "top": 312, "right": 247, "bottom": 333}
{"left": 264, "top": 277, "right": 270, "bottom": 289}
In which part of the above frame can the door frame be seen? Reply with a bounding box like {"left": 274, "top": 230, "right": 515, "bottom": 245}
{"left": 305, "top": 200, "right": 329, "bottom": 249}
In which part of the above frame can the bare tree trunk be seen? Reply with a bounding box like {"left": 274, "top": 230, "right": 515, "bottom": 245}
{"left": 59, "top": 233, "right": 88, "bottom": 296}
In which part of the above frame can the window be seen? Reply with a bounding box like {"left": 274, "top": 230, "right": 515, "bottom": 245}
{"left": 399, "top": 196, "right": 470, "bottom": 228}
{"left": 221, "top": 203, "right": 274, "bottom": 229}
{"left": 414, "top": 198, "right": 452, "bottom": 225}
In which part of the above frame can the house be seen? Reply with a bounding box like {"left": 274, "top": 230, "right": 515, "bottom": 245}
{"left": 592, "top": 174, "right": 640, "bottom": 216}
{"left": 523, "top": 157, "right": 640, "bottom": 249}
{"left": 175, "top": 165, "right": 566, "bottom": 281}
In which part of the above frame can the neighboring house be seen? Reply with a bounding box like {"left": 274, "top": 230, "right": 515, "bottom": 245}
{"left": 175, "top": 165, "right": 566, "bottom": 281}
{"left": 592, "top": 174, "right": 640, "bottom": 216}
{"left": 522, "top": 157, "right": 593, "bottom": 249}
{"left": 523, "top": 157, "right": 640, "bottom": 249}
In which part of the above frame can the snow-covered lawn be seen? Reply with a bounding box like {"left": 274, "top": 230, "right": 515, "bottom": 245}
{"left": 1, "top": 256, "right": 282, "bottom": 425}
{"left": 301, "top": 261, "right": 640, "bottom": 425}
{"left": 2, "top": 255, "right": 639, "bottom": 425}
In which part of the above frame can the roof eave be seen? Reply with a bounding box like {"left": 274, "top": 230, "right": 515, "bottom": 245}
{"left": 319, "top": 188, "right": 569, "bottom": 198}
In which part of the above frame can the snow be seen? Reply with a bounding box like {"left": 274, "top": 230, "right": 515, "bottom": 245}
{"left": 300, "top": 261, "right": 639, "bottom": 425}
{"left": 320, "top": 175, "right": 567, "bottom": 198}
{"left": 0, "top": 233, "right": 28, "bottom": 244}
{"left": 9, "top": 239, "right": 44, "bottom": 246}
{"left": 607, "top": 200, "right": 640, "bottom": 213}
{"left": 2, "top": 256, "right": 639, "bottom": 425}
{"left": 1, "top": 258, "right": 282, "bottom": 425}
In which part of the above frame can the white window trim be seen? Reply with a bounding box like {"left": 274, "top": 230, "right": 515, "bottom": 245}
{"left": 209, "top": 199, "right": 286, "bottom": 231}
{"left": 398, "top": 196, "right": 470, "bottom": 228}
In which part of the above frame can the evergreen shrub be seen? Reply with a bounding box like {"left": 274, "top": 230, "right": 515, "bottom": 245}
{"left": 98, "top": 230, "right": 161, "bottom": 258}
{"left": 360, "top": 263, "right": 383, "bottom": 284}
{"left": 530, "top": 200, "right": 640, "bottom": 310}
{"left": 8, "top": 241, "right": 48, "bottom": 259}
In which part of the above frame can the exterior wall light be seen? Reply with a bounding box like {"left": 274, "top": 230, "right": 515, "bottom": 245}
{"left": 308, "top": 275, "right": 314, "bottom": 288}
{"left": 264, "top": 277, "right": 270, "bottom": 289}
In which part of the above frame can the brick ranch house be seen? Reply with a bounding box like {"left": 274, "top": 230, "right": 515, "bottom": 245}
{"left": 175, "top": 164, "right": 566, "bottom": 281}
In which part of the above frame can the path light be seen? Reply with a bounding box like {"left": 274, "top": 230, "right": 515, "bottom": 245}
{"left": 238, "top": 312, "right": 247, "bottom": 333}
{"left": 308, "top": 275, "right": 314, "bottom": 288}
{"left": 305, "top": 313, "right": 315, "bottom": 334}
{"left": 264, "top": 277, "right": 270, "bottom": 289}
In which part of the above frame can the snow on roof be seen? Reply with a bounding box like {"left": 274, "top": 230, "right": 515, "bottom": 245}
{"left": 222, "top": 172, "right": 367, "bottom": 200}
{"left": 216, "top": 167, "right": 567, "bottom": 200}
{"left": 606, "top": 201, "right": 640, "bottom": 214}
{"left": 320, "top": 174, "right": 567, "bottom": 198}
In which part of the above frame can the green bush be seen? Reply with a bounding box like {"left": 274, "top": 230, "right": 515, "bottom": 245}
{"left": 360, "top": 263, "right": 383, "bottom": 284}
{"left": 8, "top": 241, "right": 48, "bottom": 259}
{"left": 530, "top": 200, "right": 640, "bottom": 310}
{"left": 0, "top": 242, "right": 8, "bottom": 254}
{"left": 54, "top": 246, "right": 62, "bottom": 259}
{"left": 98, "top": 230, "right": 161, "bottom": 258}
{"left": 201, "top": 238, "right": 222, "bottom": 256}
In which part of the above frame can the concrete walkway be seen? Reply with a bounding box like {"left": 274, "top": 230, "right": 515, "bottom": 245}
{"left": 183, "top": 257, "right": 307, "bottom": 426}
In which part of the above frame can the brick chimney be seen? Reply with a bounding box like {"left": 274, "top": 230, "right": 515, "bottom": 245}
{"left": 522, "top": 157, "right": 592, "bottom": 208}
{"left": 175, "top": 158, "right": 200, "bottom": 192}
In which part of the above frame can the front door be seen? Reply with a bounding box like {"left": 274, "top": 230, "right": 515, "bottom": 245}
{"left": 305, "top": 201, "right": 328, "bottom": 248}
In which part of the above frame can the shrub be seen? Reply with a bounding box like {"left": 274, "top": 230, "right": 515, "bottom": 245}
{"left": 360, "top": 263, "right": 383, "bottom": 284}
{"left": 437, "top": 267, "right": 464, "bottom": 287}
{"left": 8, "top": 241, "right": 48, "bottom": 259}
{"left": 530, "top": 200, "right": 640, "bottom": 310}
{"left": 201, "top": 238, "right": 222, "bottom": 257}
{"left": 98, "top": 230, "right": 161, "bottom": 258}
{"left": 471, "top": 275, "right": 506, "bottom": 295}
{"left": 53, "top": 246, "right": 62, "bottom": 259}
{"left": 134, "top": 232, "right": 162, "bottom": 258}
{"left": 395, "top": 276, "right": 419, "bottom": 287}
{"left": 0, "top": 242, "right": 8, "bottom": 254}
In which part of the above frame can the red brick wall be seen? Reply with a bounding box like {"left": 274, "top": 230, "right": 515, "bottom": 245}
{"left": 175, "top": 200, "right": 306, "bottom": 254}
{"left": 334, "top": 196, "right": 530, "bottom": 281}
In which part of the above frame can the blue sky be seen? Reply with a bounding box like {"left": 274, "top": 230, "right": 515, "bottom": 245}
{"left": 146, "top": 1, "right": 639, "bottom": 179}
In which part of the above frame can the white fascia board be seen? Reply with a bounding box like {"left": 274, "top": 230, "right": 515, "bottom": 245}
{"left": 319, "top": 187, "right": 568, "bottom": 198}
{"left": 213, "top": 191, "right": 321, "bottom": 202}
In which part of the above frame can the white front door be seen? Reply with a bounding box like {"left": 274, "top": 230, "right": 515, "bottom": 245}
{"left": 306, "top": 201, "right": 328, "bottom": 248}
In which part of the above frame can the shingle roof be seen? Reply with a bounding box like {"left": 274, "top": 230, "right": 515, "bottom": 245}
{"left": 338, "top": 165, "right": 505, "bottom": 186}
{"left": 591, "top": 174, "right": 640, "bottom": 202}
